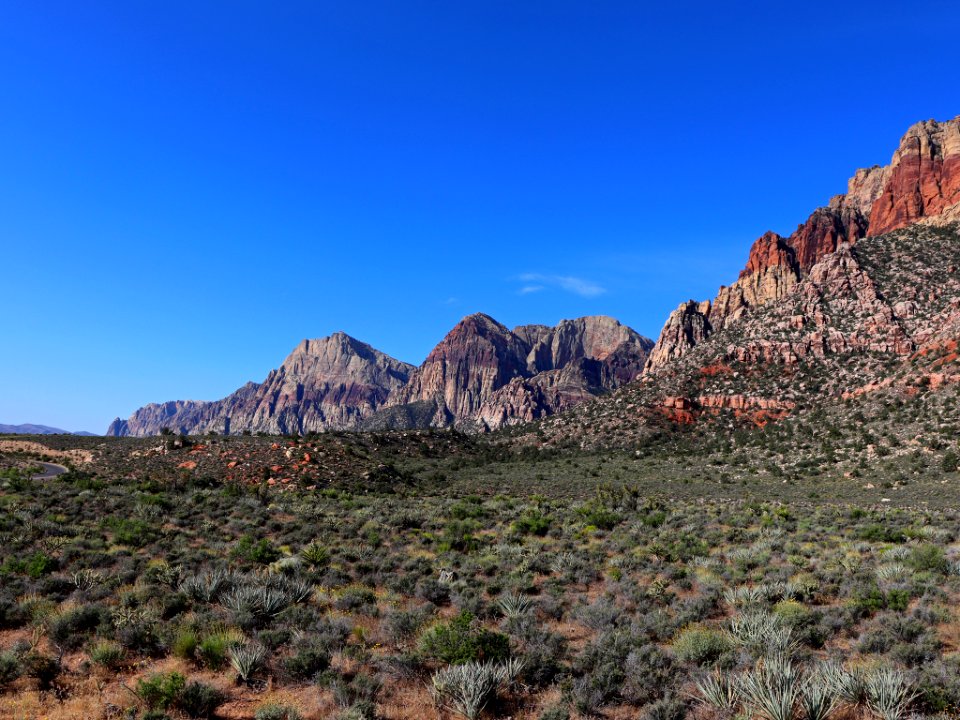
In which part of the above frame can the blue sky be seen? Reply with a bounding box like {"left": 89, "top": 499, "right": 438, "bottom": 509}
{"left": 2, "top": 1, "right": 958, "bottom": 432}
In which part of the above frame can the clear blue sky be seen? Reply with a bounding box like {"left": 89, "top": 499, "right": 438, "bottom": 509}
{"left": 2, "top": 1, "right": 958, "bottom": 432}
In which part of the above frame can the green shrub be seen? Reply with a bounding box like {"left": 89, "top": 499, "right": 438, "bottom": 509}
{"left": 89, "top": 641, "right": 125, "bottom": 669}
{"left": 177, "top": 680, "right": 226, "bottom": 718}
{"left": 671, "top": 624, "right": 734, "bottom": 666}
{"left": 418, "top": 611, "right": 510, "bottom": 665}
{"left": 512, "top": 509, "right": 551, "bottom": 536}
{"left": 197, "top": 632, "right": 234, "bottom": 670}
{"left": 103, "top": 517, "right": 155, "bottom": 547}
{"left": 0, "top": 652, "right": 21, "bottom": 688}
{"left": 49, "top": 604, "right": 108, "bottom": 650}
{"left": 233, "top": 535, "right": 281, "bottom": 564}
{"left": 137, "top": 671, "right": 186, "bottom": 710}
{"left": 909, "top": 544, "right": 949, "bottom": 575}
{"left": 173, "top": 628, "right": 200, "bottom": 661}
{"left": 255, "top": 704, "right": 304, "bottom": 720}
{"left": 26, "top": 552, "right": 57, "bottom": 579}
{"left": 857, "top": 525, "right": 906, "bottom": 543}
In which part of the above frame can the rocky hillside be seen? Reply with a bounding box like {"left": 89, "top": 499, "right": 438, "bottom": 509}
{"left": 646, "top": 116, "right": 960, "bottom": 370}
{"left": 107, "top": 333, "right": 415, "bottom": 436}
{"left": 108, "top": 315, "right": 653, "bottom": 436}
{"left": 374, "top": 314, "right": 652, "bottom": 430}
{"left": 524, "top": 219, "right": 960, "bottom": 461}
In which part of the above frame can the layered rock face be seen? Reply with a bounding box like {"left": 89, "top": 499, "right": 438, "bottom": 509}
{"left": 868, "top": 118, "right": 960, "bottom": 235}
{"left": 109, "top": 316, "right": 654, "bottom": 436}
{"left": 645, "top": 116, "right": 960, "bottom": 373}
{"left": 383, "top": 314, "right": 653, "bottom": 430}
{"left": 108, "top": 334, "right": 415, "bottom": 436}
{"left": 391, "top": 314, "right": 532, "bottom": 422}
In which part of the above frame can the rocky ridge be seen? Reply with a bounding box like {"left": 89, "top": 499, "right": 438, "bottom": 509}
{"left": 527, "top": 222, "right": 960, "bottom": 449}
{"left": 646, "top": 116, "right": 960, "bottom": 372}
{"left": 108, "top": 315, "right": 653, "bottom": 436}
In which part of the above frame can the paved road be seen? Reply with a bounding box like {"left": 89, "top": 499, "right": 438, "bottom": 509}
{"left": 31, "top": 461, "right": 69, "bottom": 480}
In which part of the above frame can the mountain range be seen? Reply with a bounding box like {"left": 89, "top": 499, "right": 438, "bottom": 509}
{"left": 0, "top": 424, "right": 97, "bottom": 436}
{"left": 108, "top": 115, "right": 960, "bottom": 440}
{"left": 107, "top": 315, "right": 653, "bottom": 436}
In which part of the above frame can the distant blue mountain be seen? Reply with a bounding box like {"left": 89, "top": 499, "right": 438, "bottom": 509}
{"left": 0, "top": 424, "right": 98, "bottom": 436}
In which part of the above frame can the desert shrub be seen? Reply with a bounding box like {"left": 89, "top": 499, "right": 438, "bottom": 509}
{"left": 512, "top": 509, "right": 551, "bottom": 536}
{"left": 233, "top": 535, "right": 281, "bottom": 565}
{"left": 538, "top": 706, "right": 570, "bottom": 720}
{"left": 440, "top": 520, "right": 480, "bottom": 552}
{"left": 908, "top": 544, "right": 949, "bottom": 574}
{"left": 942, "top": 451, "right": 958, "bottom": 472}
{"left": 414, "top": 578, "right": 450, "bottom": 605}
{"left": 0, "top": 652, "right": 21, "bottom": 689}
{"left": 857, "top": 524, "right": 906, "bottom": 543}
{"left": 137, "top": 671, "right": 186, "bottom": 711}
{"left": 334, "top": 585, "right": 378, "bottom": 614}
{"left": 173, "top": 628, "right": 200, "bottom": 661}
{"left": 621, "top": 644, "right": 675, "bottom": 705}
{"left": 177, "top": 680, "right": 227, "bottom": 718}
{"left": 283, "top": 640, "right": 331, "bottom": 680}
{"left": 671, "top": 624, "right": 734, "bottom": 666}
{"left": 384, "top": 604, "right": 435, "bottom": 644}
{"left": 197, "top": 631, "right": 236, "bottom": 670}
{"left": 0, "top": 596, "right": 27, "bottom": 629}
{"left": 255, "top": 705, "right": 304, "bottom": 720}
{"left": 26, "top": 552, "right": 57, "bottom": 578}
{"left": 640, "top": 697, "right": 686, "bottom": 720}
{"left": 49, "top": 604, "right": 109, "bottom": 650}
{"left": 418, "top": 611, "right": 511, "bottom": 665}
{"left": 103, "top": 517, "right": 155, "bottom": 547}
{"left": 21, "top": 652, "right": 60, "bottom": 690}
{"left": 89, "top": 640, "right": 125, "bottom": 669}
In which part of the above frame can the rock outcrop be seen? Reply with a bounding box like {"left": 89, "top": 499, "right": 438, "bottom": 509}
{"left": 645, "top": 116, "right": 960, "bottom": 373}
{"left": 108, "top": 334, "right": 415, "bottom": 436}
{"left": 109, "top": 316, "right": 654, "bottom": 436}
{"left": 381, "top": 314, "right": 654, "bottom": 430}
{"left": 868, "top": 118, "right": 960, "bottom": 235}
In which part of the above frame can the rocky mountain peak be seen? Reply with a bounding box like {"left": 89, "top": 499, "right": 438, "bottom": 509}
{"left": 645, "top": 116, "right": 960, "bottom": 374}
{"left": 868, "top": 116, "right": 960, "bottom": 235}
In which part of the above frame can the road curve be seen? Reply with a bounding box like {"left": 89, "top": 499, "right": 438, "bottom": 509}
{"left": 32, "top": 462, "right": 69, "bottom": 480}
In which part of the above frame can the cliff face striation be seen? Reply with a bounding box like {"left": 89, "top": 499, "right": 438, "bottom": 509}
{"left": 108, "top": 334, "right": 414, "bottom": 437}
{"left": 645, "top": 116, "right": 960, "bottom": 372}
{"left": 374, "top": 314, "right": 653, "bottom": 430}
{"left": 108, "top": 316, "right": 653, "bottom": 436}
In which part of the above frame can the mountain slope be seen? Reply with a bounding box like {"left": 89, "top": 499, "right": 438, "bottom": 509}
{"left": 525, "top": 222, "right": 960, "bottom": 456}
{"left": 646, "top": 116, "right": 960, "bottom": 371}
{"left": 108, "top": 315, "right": 654, "bottom": 436}
{"left": 0, "top": 424, "right": 96, "bottom": 436}
{"left": 375, "top": 314, "right": 653, "bottom": 430}
{"left": 107, "top": 333, "right": 415, "bottom": 436}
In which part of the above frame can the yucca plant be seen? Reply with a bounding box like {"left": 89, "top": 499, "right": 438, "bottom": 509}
{"left": 798, "top": 672, "right": 837, "bottom": 720}
{"left": 864, "top": 667, "right": 915, "bottom": 720}
{"left": 496, "top": 593, "right": 533, "bottom": 619}
{"left": 229, "top": 643, "right": 267, "bottom": 685}
{"left": 875, "top": 563, "right": 908, "bottom": 582}
{"left": 180, "top": 568, "right": 234, "bottom": 603}
{"left": 820, "top": 662, "right": 867, "bottom": 707}
{"left": 729, "top": 612, "right": 797, "bottom": 659}
{"left": 430, "top": 659, "right": 524, "bottom": 720}
{"left": 738, "top": 657, "right": 802, "bottom": 720}
{"left": 724, "top": 585, "right": 766, "bottom": 608}
{"left": 300, "top": 542, "right": 330, "bottom": 568}
{"left": 695, "top": 670, "right": 740, "bottom": 716}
